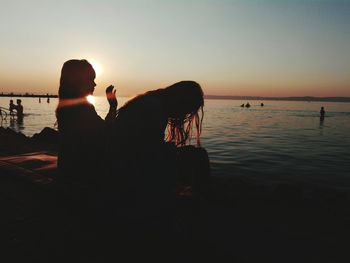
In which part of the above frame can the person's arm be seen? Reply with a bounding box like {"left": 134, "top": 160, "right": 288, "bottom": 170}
{"left": 105, "top": 85, "right": 118, "bottom": 123}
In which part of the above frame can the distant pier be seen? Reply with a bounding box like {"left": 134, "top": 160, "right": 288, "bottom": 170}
{"left": 0, "top": 93, "right": 58, "bottom": 98}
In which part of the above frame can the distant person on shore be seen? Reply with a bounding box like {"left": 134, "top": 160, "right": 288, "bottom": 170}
{"left": 9, "top": 100, "right": 15, "bottom": 116}
{"left": 56, "top": 59, "right": 117, "bottom": 196}
{"left": 15, "top": 99, "right": 24, "bottom": 120}
{"left": 320, "top": 106, "right": 325, "bottom": 121}
{"left": 261, "top": 102, "right": 264, "bottom": 107}
{"left": 39, "top": 97, "right": 41, "bottom": 103}
{"left": 245, "top": 102, "right": 250, "bottom": 108}
{"left": 47, "top": 95, "right": 50, "bottom": 103}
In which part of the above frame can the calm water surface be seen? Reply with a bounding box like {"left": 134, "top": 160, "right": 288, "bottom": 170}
{"left": 1, "top": 97, "right": 350, "bottom": 189}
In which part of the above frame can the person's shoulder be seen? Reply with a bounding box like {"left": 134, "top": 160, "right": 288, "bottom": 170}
{"left": 123, "top": 96, "right": 163, "bottom": 113}
{"left": 139, "top": 96, "right": 163, "bottom": 111}
{"left": 72, "top": 103, "right": 96, "bottom": 113}
{"left": 79, "top": 103, "right": 101, "bottom": 119}
{"left": 117, "top": 96, "right": 165, "bottom": 125}
{"left": 57, "top": 103, "right": 98, "bottom": 119}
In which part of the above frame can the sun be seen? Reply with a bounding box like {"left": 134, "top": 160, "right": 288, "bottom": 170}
{"left": 89, "top": 59, "right": 103, "bottom": 77}
{"left": 87, "top": 95, "right": 95, "bottom": 104}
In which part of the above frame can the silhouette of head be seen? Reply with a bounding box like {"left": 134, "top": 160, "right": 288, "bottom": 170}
{"left": 58, "top": 59, "right": 96, "bottom": 99}
{"left": 163, "top": 81, "right": 204, "bottom": 146}
{"left": 17, "top": 99, "right": 22, "bottom": 105}
{"left": 120, "top": 80, "right": 204, "bottom": 146}
{"left": 163, "top": 81, "right": 204, "bottom": 119}
{"left": 10, "top": 100, "right": 13, "bottom": 104}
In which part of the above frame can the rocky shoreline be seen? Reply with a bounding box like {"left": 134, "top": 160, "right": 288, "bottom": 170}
{"left": 0, "top": 127, "right": 349, "bottom": 262}
{"left": 0, "top": 126, "right": 58, "bottom": 155}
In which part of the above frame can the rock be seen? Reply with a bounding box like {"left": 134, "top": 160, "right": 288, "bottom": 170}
{"left": 31, "top": 127, "right": 58, "bottom": 144}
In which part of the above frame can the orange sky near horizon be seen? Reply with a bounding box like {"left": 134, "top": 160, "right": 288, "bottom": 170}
{"left": 1, "top": 1, "right": 349, "bottom": 98}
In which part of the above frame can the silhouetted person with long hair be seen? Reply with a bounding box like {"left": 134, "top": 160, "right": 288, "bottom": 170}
{"left": 107, "top": 81, "right": 207, "bottom": 258}
{"left": 56, "top": 59, "right": 117, "bottom": 191}
{"left": 54, "top": 59, "right": 117, "bottom": 258}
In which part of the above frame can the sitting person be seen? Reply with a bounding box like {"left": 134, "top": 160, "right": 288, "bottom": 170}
{"left": 55, "top": 59, "right": 117, "bottom": 198}
{"left": 108, "top": 81, "right": 208, "bottom": 224}
{"left": 53, "top": 59, "right": 118, "bottom": 258}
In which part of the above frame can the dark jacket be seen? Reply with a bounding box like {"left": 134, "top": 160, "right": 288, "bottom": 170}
{"left": 56, "top": 103, "right": 108, "bottom": 193}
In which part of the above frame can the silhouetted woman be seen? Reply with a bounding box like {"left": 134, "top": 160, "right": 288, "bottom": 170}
{"left": 106, "top": 81, "right": 208, "bottom": 254}
{"left": 56, "top": 59, "right": 117, "bottom": 197}
{"left": 54, "top": 59, "right": 118, "bottom": 257}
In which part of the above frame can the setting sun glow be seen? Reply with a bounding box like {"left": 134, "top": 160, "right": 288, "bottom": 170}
{"left": 89, "top": 59, "right": 103, "bottom": 77}
{"left": 87, "top": 95, "right": 95, "bottom": 104}
{"left": 1, "top": 2, "right": 350, "bottom": 97}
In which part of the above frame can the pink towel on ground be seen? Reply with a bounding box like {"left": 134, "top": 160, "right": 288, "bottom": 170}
{"left": 0, "top": 152, "right": 57, "bottom": 184}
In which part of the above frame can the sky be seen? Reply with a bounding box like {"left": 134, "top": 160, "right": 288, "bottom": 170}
{"left": 0, "top": 0, "right": 349, "bottom": 97}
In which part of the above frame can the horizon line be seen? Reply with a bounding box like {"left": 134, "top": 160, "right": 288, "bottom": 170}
{"left": 1, "top": 93, "right": 350, "bottom": 102}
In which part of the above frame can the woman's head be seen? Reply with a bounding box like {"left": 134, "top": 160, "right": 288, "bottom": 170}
{"left": 164, "top": 81, "right": 204, "bottom": 147}
{"left": 58, "top": 59, "right": 96, "bottom": 100}
{"left": 118, "top": 80, "right": 204, "bottom": 146}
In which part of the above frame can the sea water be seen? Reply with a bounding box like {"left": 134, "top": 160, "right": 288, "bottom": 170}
{"left": 1, "top": 97, "right": 350, "bottom": 188}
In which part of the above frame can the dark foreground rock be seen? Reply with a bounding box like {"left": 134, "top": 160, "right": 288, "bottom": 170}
{"left": 0, "top": 127, "right": 58, "bottom": 155}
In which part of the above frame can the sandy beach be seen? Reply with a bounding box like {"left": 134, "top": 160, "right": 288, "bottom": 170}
{"left": 1, "top": 127, "right": 349, "bottom": 262}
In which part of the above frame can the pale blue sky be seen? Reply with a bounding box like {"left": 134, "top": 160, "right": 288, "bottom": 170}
{"left": 0, "top": 0, "right": 349, "bottom": 96}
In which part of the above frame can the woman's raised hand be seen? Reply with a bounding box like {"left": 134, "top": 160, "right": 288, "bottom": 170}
{"left": 106, "top": 85, "right": 118, "bottom": 108}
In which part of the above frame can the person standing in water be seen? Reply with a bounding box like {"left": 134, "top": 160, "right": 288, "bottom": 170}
{"left": 320, "top": 106, "right": 325, "bottom": 121}
{"left": 15, "top": 99, "right": 24, "bottom": 120}
{"left": 9, "top": 100, "right": 15, "bottom": 116}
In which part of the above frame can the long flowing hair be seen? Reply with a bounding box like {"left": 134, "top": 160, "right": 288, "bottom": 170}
{"left": 120, "top": 81, "right": 204, "bottom": 147}
{"left": 166, "top": 105, "right": 204, "bottom": 146}
{"left": 56, "top": 59, "right": 95, "bottom": 121}
{"left": 165, "top": 81, "right": 204, "bottom": 146}
{"left": 58, "top": 59, "right": 95, "bottom": 100}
